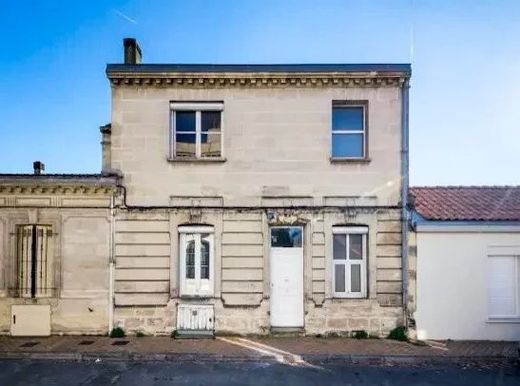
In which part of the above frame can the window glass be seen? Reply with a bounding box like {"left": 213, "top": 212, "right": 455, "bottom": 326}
{"left": 333, "top": 234, "right": 347, "bottom": 260}
{"left": 332, "top": 107, "right": 363, "bottom": 131}
{"left": 175, "top": 133, "right": 196, "bottom": 157}
{"left": 201, "top": 111, "right": 221, "bottom": 133}
{"left": 201, "top": 133, "right": 222, "bottom": 158}
{"left": 176, "top": 111, "right": 196, "bottom": 132}
{"left": 351, "top": 264, "right": 361, "bottom": 292}
{"left": 271, "top": 227, "right": 302, "bottom": 247}
{"left": 334, "top": 265, "right": 345, "bottom": 293}
{"left": 185, "top": 241, "right": 195, "bottom": 279}
{"left": 332, "top": 133, "right": 364, "bottom": 158}
{"left": 349, "top": 234, "right": 363, "bottom": 260}
{"left": 200, "top": 238, "right": 210, "bottom": 280}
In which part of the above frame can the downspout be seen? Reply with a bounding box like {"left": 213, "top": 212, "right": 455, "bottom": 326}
{"left": 108, "top": 194, "right": 115, "bottom": 334}
{"left": 400, "top": 78, "right": 410, "bottom": 327}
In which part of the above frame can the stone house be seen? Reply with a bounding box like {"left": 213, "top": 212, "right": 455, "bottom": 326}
{"left": 0, "top": 39, "right": 411, "bottom": 336}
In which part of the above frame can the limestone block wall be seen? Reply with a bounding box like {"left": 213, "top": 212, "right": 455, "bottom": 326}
{"left": 0, "top": 198, "right": 112, "bottom": 334}
{"left": 112, "top": 208, "right": 404, "bottom": 336}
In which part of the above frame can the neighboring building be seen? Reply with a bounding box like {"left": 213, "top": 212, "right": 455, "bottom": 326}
{"left": 0, "top": 168, "right": 118, "bottom": 335}
{"left": 409, "top": 186, "right": 520, "bottom": 341}
{"left": 0, "top": 39, "right": 411, "bottom": 336}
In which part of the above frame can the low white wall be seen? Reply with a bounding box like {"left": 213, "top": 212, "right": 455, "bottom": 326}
{"left": 416, "top": 230, "right": 520, "bottom": 341}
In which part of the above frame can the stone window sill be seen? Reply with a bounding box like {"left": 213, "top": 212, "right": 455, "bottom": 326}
{"left": 167, "top": 157, "right": 227, "bottom": 163}
{"left": 330, "top": 157, "right": 371, "bottom": 164}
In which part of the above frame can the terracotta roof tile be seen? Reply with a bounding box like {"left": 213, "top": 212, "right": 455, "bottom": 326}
{"left": 410, "top": 186, "right": 520, "bottom": 221}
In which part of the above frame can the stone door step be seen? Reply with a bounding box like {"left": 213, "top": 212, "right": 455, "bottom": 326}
{"left": 270, "top": 327, "right": 305, "bottom": 337}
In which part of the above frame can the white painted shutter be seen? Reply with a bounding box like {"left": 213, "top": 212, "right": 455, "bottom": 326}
{"left": 488, "top": 256, "right": 518, "bottom": 318}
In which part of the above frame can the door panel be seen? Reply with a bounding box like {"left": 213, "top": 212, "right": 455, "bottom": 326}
{"left": 270, "top": 227, "right": 304, "bottom": 327}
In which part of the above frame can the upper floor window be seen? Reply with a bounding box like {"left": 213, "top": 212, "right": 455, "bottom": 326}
{"left": 332, "top": 226, "right": 368, "bottom": 298}
{"left": 14, "top": 225, "right": 54, "bottom": 298}
{"left": 179, "top": 226, "right": 215, "bottom": 297}
{"left": 331, "top": 101, "right": 367, "bottom": 160}
{"left": 170, "top": 102, "right": 223, "bottom": 159}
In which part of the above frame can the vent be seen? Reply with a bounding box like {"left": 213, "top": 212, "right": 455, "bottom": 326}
{"left": 176, "top": 304, "right": 214, "bottom": 337}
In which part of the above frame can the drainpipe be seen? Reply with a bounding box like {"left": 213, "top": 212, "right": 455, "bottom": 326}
{"left": 400, "top": 78, "right": 410, "bottom": 327}
{"left": 108, "top": 194, "right": 115, "bottom": 334}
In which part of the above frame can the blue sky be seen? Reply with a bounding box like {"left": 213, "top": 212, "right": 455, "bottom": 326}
{"left": 0, "top": 0, "right": 518, "bottom": 185}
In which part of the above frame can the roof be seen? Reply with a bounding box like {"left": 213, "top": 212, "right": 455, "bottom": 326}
{"left": 106, "top": 63, "right": 411, "bottom": 75}
{"left": 0, "top": 174, "right": 119, "bottom": 186}
{"left": 410, "top": 186, "right": 520, "bottom": 222}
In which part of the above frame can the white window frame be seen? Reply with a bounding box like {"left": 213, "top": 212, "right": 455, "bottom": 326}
{"left": 331, "top": 104, "right": 366, "bottom": 160}
{"left": 170, "top": 102, "right": 224, "bottom": 159}
{"left": 179, "top": 226, "right": 215, "bottom": 297}
{"left": 331, "top": 226, "right": 368, "bottom": 298}
{"left": 487, "top": 254, "right": 520, "bottom": 320}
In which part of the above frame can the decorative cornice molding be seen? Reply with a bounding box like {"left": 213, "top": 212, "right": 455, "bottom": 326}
{"left": 108, "top": 73, "right": 408, "bottom": 88}
{"left": 0, "top": 184, "right": 116, "bottom": 195}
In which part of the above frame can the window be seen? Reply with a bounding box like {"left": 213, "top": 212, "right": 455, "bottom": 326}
{"left": 179, "top": 226, "right": 214, "bottom": 296}
{"left": 488, "top": 255, "right": 520, "bottom": 319}
{"left": 15, "top": 225, "right": 53, "bottom": 298}
{"left": 171, "top": 102, "right": 223, "bottom": 159}
{"left": 332, "top": 226, "right": 368, "bottom": 298}
{"left": 331, "top": 101, "right": 367, "bottom": 159}
{"left": 271, "top": 227, "right": 302, "bottom": 248}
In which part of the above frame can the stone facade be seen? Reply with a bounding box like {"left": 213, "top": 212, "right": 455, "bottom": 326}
{"left": 106, "top": 59, "right": 411, "bottom": 337}
{"left": 0, "top": 177, "right": 117, "bottom": 335}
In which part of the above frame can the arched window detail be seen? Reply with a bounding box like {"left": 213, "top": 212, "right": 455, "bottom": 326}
{"left": 178, "top": 226, "right": 214, "bottom": 297}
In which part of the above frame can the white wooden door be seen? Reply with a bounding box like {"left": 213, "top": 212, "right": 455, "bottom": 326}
{"left": 270, "top": 226, "right": 304, "bottom": 327}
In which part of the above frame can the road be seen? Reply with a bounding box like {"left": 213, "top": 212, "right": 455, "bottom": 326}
{"left": 0, "top": 359, "right": 518, "bottom": 385}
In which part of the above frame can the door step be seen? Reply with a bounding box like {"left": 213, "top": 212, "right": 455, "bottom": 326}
{"left": 270, "top": 327, "right": 305, "bottom": 337}
{"left": 175, "top": 329, "right": 214, "bottom": 339}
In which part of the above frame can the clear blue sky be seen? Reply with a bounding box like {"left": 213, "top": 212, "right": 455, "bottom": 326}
{"left": 1, "top": 0, "right": 518, "bottom": 185}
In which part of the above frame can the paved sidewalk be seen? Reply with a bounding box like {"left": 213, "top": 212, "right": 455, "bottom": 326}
{"left": 0, "top": 335, "right": 517, "bottom": 364}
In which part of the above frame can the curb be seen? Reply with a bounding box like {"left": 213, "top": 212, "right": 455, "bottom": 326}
{"left": 0, "top": 351, "right": 517, "bottom": 366}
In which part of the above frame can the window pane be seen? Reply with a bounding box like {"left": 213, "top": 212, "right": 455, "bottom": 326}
{"left": 200, "top": 133, "right": 221, "bottom": 158}
{"left": 332, "top": 107, "right": 363, "bottom": 131}
{"left": 175, "top": 133, "right": 196, "bottom": 157}
{"left": 271, "top": 227, "right": 302, "bottom": 247}
{"left": 332, "top": 133, "right": 364, "bottom": 158}
{"left": 201, "top": 111, "right": 221, "bottom": 133}
{"left": 186, "top": 240, "right": 195, "bottom": 279}
{"left": 351, "top": 264, "right": 361, "bottom": 292}
{"left": 349, "top": 234, "right": 363, "bottom": 260}
{"left": 175, "top": 111, "right": 196, "bottom": 132}
{"left": 335, "top": 264, "right": 345, "bottom": 293}
{"left": 200, "top": 238, "right": 210, "bottom": 280}
{"left": 333, "top": 234, "right": 346, "bottom": 260}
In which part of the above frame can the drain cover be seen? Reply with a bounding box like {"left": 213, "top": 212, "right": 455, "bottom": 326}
{"left": 20, "top": 342, "right": 39, "bottom": 348}
{"left": 79, "top": 340, "right": 94, "bottom": 345}
{"left": 111, "top": 341, "right": 129, "bottom": 346}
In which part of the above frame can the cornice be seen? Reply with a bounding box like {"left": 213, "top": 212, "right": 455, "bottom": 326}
{"left": 107, "top": 73, "right": 408, "bottom": 88}
{"left": 0, "top": 184, "right": 116, "bottom": 195}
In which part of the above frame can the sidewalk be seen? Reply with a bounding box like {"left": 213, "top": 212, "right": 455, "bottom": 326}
{"left": 0, "top": 335, "right": 517, "bottom": 365}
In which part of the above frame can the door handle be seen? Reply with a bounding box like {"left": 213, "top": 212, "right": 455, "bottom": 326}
{"left": 13, "top": 315, "right": 16, "bottom": 324}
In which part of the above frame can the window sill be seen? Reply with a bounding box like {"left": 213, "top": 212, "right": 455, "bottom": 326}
{"left": 487, "top": 317, "right": 520, "bottom": 324}
{"left": 167, "top": 157, "right": 227, "bottom": 163}
{"left": 330, "top": 157, "right": 371, "bottom": 164}
{"left": 179, "top": 295, "right": 215, "bottom": 300}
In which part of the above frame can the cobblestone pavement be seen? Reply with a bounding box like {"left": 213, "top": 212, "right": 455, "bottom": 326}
{"left": 0, "top": 359, "right": 519, "bottom": 386}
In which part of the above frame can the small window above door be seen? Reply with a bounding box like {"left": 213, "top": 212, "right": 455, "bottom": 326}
{"left": 270, "top": 227, "right": 302, "bottom": 248}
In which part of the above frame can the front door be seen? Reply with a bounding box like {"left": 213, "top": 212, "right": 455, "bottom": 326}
{"left": 269, "top": 226, "right": 304, "bottom": 327}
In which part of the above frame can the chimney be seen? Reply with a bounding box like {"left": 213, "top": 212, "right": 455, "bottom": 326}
{"left": 100, "top": 123, "right": 112, "bottom": 174}
{"left": 123, "top": 38, "right": 142, "bottom": 64}
{"left": 33, "top": 161, "right": 45, "bottom": 175}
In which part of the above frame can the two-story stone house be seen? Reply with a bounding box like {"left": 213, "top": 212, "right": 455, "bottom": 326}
{"left": 0, "top": 39, "right": 410, "bottom": 336}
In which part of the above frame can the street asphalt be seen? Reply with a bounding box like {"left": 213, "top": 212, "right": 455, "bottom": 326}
{"left": 0, "top": 359, "right": 519, "bottom": 386}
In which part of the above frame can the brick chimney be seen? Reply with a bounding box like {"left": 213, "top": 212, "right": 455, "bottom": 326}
{"left": 33, "top": 161, "right": 45, "bottom": 175}
{"left": 123, "top": 38, "right": 142, "bottom": 64}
